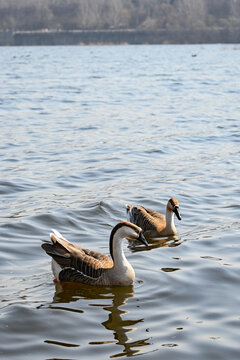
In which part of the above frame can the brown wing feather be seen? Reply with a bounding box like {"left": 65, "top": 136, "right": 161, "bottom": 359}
{"left": 131, "top": 206, "right": 157, "bottom": 229}
{"left": 83, "top": 249, "right": 113, "bottom": 268}
{"left": 145, "top": 208, "right": 165, "bottom": 221}
{"left": 129, "top": 206, "right": 166, "bottom": 234}
{"left": 42, "top": 233, "right": 113, "bottom": 281}
{"left": 58, "top": 268, "right": 103, "bottom": 284}
{"left": 58, "top": 251, "right": 112, "bottom": 284}
{"left": 41, "top": 242, "right": 71, "bottom": 268}
{"left": 50, "top": 233, "right": 85, "bottom": 256}
{"left": 69, "top": 250, "right": 113, "bottom": 278}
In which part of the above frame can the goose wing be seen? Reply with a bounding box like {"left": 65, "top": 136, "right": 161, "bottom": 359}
{"left": 129, "top": 206, "right": 165, "bottom": 232}
{"left": 145, "top": 207, "right": 165, "bottom": 221}
{"left": 42, "top": 230, "right": 113, "bottom": 283}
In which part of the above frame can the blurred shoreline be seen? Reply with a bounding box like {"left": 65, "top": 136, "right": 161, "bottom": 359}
{"left": 1, "top": 28, "right": 240, "bottom": 46}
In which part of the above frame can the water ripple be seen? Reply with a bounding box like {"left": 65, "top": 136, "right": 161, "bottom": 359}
{"left": 0, "top": 44, "right": 239, "bottom": 360}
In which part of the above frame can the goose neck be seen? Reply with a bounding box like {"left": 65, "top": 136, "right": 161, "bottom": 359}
{"left": 166, "top": 207, "right": 176, "bottom": 232}
{"left": 108, "top": 225, "right": 135, "bottom": 285}
{"left": 109, "top": 228, "right": 130, "bottom": 269}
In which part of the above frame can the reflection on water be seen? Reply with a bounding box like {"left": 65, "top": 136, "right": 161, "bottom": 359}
{"left": 50, "top": 282, "right": 150, "bottom": 358}
{"left": 100, "top": 289, "right": 150, "bottom": 358}
{"left": 129, "top": 234, "right": 182, "bottom": 253}
{"left": 44, "top": 339, "right": 80, "bottom": 347}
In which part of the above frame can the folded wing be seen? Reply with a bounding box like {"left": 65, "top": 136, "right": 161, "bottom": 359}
{"left": 41, "top": 229, "right": 113, "bottom": 283}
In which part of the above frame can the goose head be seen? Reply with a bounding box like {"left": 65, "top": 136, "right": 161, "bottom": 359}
{"left": 167, "top": 198, "right": 182, "bottom": 220}
{"left": 110, "top": 221, "right": 148, "bottom": 258}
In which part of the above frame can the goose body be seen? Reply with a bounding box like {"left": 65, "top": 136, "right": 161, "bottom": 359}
{"left": 42, "top": 221, "right": 148, "bottom": 286}
{"left": 126, "top": 198, "right": 181, "bottom": 239}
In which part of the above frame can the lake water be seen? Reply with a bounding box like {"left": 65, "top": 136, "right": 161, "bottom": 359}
{"left": 0, "top": 44, "right": 239, "bottom": 360}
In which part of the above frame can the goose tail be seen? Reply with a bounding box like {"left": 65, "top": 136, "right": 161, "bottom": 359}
{"left": 41, "top": 229, "right": 71, "bottom": 260}
{"left": 50, "top": 229, "right": 69, "bottom": 243}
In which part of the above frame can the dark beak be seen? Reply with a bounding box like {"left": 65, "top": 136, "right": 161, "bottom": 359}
{"left": 174, "top": 206, "right": 182, "bottom": 220}
{"left": 137, "top": 231, "right": 148, "bottom": 247}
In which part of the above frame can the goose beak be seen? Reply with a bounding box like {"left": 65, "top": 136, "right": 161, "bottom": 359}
{"left": 138, "top": 231, "right": 148, "bottom": 247}
{"left": 174, "top": 206, "right": 182, "bottom": 220}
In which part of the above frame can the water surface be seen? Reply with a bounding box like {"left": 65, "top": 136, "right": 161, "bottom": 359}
{"left": 0, "top": 44, "right": 240, "bottom": 359}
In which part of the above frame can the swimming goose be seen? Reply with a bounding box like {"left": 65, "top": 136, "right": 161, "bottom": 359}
{"left": 42, "top": 221, "right": 148, "bottom": 286}
{"left": 126, "top": 198, "right": 181, "bottom": 239}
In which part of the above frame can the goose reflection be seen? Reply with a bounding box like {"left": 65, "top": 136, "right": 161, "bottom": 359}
{"left": 129, "top": 234, "right": 182, "bottom": 253}
{"left": 51, "top": 282, "right": 150, "bottom": 357}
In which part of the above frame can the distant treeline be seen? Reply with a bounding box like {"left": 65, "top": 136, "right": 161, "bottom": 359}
{"left": 1, "top": 0, "right": 240, "bottom": 31}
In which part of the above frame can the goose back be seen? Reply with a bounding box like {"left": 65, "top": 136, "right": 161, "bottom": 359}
{"left": 127, "top": 205, "right": 166, "bottom": 237}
